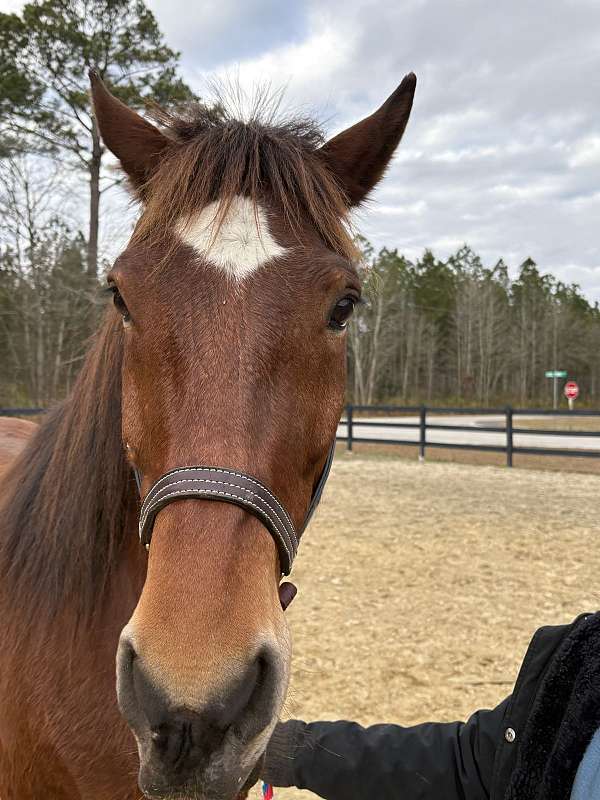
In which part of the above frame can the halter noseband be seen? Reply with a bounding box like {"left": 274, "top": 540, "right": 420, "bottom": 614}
{"left": 134, "top": 443, "right": 335, "bottom": 576}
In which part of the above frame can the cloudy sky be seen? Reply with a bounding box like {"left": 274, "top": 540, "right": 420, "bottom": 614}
{"left": 155, "top": 0, "right": 600, "bottom": 299}
{"left": 4, "top": 0, "right": 600, "bottom": 298}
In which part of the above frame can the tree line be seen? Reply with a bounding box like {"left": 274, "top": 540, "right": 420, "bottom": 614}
{"left": 0, "top": 0, "right": 195, "bottom": 405}
{"left": 349, "top": 238, "right": 600, "bottom": 407}
{"left": 0, "top": 155, "right": 94, "bottom": 405}
{"left": 3, "top": 203, "right": 599, "bottom": 407}
{"left": 1, "top": 0, "right": 598, "bottom": 409}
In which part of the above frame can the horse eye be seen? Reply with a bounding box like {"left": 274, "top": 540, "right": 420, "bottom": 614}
{"left": 328, "top": 296, "right": 357, "bottom": 331}
{"left": 106, "top": 285, "right": 131, "bottom": 325}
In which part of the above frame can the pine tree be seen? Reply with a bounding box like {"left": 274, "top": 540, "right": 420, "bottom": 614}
{"left": 0, "top": 0, "right": 195, "bottom": 277}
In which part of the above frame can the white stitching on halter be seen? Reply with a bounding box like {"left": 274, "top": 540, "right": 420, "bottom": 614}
{"left": 139, "top": 475, "right": 295, "bottom": 557}
{"left": 140, "top": 466, "right": 297, "bottom": 544}
{"left": 140, "top": 486, "right": 293, "bottom": 566}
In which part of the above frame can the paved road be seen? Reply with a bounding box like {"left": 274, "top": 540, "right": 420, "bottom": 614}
{"left": 337, "top": 414, "right": 600, "bottom": 452}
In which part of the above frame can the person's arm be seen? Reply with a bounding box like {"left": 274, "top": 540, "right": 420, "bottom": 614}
{"left": 262, "top": 697, "right": 510, "bottom": 800}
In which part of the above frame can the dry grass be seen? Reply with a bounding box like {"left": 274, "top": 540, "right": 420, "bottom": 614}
{"left": 516, "top": 416, "right": 600, "bottom": 433}
{"left": 251, "top": 452, "right": 600, "bottom": 800}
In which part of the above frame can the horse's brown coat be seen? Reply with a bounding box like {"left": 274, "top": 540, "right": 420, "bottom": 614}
{"left": 0, "top": 72, "right": 416, "bottom": 799}
{"left": 0, "top": 418, "right": 37, "bottom": 473}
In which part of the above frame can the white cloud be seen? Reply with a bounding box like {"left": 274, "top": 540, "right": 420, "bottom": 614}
{"left": 568, "top": 136, "right": 600, "bottom": 168}
{"left": 0, "top": 0, "right": 25, "bottom": 10}
{"left": 376, "top": 201, "right": 427, "bottom": 217}
{"left": 489, "top": 180, "right": 563, "bottom": 202}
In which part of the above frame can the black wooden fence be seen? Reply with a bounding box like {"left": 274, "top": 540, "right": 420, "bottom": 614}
{"left": 3, "top": 405, "right": 600, "bottom": 468}
{"left": 339, "top": 405, "right": 600, "bottom": 467}
{"left": 0, "top": 408, "right": 45, "bottom": 417}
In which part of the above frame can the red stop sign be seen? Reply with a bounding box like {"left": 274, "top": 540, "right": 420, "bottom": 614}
{"left": 564, "top": 381, "right": 579, "bottom": 400}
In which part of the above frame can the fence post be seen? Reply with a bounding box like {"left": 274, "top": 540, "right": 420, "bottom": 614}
{"left": 346, "top": 404, "right": 353, "bottom": 452}
{"left": 506, "top": 405, "right": 513, "bottom": 468}
{"left": 419, "top": 405, "right": 426, "bottom": 462}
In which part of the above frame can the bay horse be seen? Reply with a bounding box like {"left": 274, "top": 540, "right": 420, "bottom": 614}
{"left": 0, "top": 70, "right": 416, "bottom": 799}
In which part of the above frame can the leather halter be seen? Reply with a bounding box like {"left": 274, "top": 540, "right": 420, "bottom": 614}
{"left": 134, "top": 443, "right": 335, "bottom": 576}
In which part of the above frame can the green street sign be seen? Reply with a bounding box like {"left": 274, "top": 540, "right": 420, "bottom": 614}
{"left": 545, "top": 370, "right": 567, "bottom": 378}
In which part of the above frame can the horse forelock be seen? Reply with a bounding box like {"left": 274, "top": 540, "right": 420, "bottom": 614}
{"left": 132, "top": 100, "right": 358, "bottom": 264}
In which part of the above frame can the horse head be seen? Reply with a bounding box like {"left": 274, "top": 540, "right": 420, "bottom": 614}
{"left": 90, "top": 70, "right": 416, "bottom": 799}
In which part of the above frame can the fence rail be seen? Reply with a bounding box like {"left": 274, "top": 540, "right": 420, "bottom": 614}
{"left": 338, "top": 405, "right": 600, "bottom": 466}
{"left": 0, "top": 408, "right": 45, "bottom": 416}
{"left": 2, "top": 405, "right": 600, "bottom": 468}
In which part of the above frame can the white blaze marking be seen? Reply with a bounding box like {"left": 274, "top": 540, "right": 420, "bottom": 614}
{"left": 177, "top": 195, "right": 286, "bottom": 280}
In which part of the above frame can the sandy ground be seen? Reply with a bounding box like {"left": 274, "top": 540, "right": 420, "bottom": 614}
{"left": 251, "top": 451, "right": 600, "bottom": 800}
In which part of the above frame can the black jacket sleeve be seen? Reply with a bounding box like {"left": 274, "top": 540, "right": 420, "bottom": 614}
{"left": 262, "top": 697, "right": 510, "bottom": 800}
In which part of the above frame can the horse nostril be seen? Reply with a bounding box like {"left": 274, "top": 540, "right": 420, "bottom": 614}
{"left": 116, "top": 635, "right": 136, "bottom": 680}
{"left": 227, "top": 649, "right": 276, "bottom": 741}
{"left": 217, "top": 653, "right": 263, "bottom": 731}
{"left": 150, "top": 726, "right": 169, "bottom": 749}
{"left": 116, "top": 634, "right": 147, "bottom": 730}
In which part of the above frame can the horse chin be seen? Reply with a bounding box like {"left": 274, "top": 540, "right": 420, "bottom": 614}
{"left": 137, "top": 748, "right": 265, "bottom": 800}
{"left": 138, "top": 776, "right": 247, "bottom": 800}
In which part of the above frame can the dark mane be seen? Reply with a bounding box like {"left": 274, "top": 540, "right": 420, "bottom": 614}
{"left": 0, "top": 312, "right": 133, "bottom": 633}
{"left": 134, "top": 101, "right": 358, "bottom": 260}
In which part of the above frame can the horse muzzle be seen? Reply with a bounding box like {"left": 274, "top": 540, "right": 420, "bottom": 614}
{"left": 116, "top": 633, "right": 284, "bottom": 799}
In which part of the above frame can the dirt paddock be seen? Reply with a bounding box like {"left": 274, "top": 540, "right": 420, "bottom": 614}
{"left": 256, "top": 450, "right": 600, "bottom": 800}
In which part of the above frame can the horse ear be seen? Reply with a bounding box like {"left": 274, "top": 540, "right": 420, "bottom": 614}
{"left": 89, "top": 70, "right": 170, "bottom": 194}
{"left": 319, "top": 73, "right": 417, "bottom": 207}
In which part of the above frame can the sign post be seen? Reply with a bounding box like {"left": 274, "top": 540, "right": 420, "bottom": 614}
{"left": 545, "top": 370, "right": 568, "bottom": 410}
{"left": 564, "top": 380, "right": 579, "bottom": 411}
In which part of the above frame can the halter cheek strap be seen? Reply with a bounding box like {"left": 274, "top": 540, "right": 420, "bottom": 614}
{"left": 135, "top": 443, "right": 336, "bottom": 576}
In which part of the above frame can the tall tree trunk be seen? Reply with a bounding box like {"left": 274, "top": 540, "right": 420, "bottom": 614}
{"left": 36, "top": 293, "right": 44, "bottom": 405}
{"left": 52, "top": 317, "right": 66, "bottom": 401}
{"left": 87, "top": 119, "right": 102, "bottom": 278}
{"left": 365, "top": 292, "right": 384, "bottom": 404}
